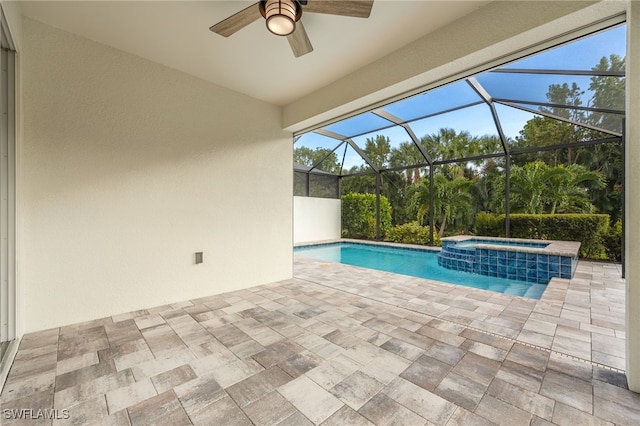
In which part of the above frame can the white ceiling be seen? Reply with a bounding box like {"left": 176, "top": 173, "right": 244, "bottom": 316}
{"left": 18, "top": 1, "right": 490, "bottom": 106}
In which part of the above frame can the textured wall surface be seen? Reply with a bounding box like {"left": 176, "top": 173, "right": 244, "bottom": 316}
{"left": 625, "top": 0, "right": 640, "bottom": 392}
{"left": 19, "top": 18, "right": 292, "bottom": 332}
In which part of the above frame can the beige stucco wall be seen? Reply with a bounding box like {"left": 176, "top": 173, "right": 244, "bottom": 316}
{"left": 19, "top": 18, "right": 292, "bottom": 332}
{"left": 625, "top": 0, "right": 640, "bottom": 393}
{"left": 293, "top": 197, "right": 341, "bottom": 244}
{"left": 1, "top": 1, "right": 22, "bottom": 51}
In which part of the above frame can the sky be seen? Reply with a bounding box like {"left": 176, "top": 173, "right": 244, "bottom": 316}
{"left": 296, "top": 24, "right": 627, "bottom": 172}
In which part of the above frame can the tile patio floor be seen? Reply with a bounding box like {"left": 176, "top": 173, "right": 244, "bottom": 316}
{"left": 1, "top": 254, "right": 639, "bottom": 425}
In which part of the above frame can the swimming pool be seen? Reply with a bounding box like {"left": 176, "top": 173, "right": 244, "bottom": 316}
{"left": 294, "top": 242, "right": 547, "bottom": 299}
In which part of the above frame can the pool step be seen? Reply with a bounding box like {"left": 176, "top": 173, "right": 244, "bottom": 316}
{"left": 437, "top": 244, "right": 476, "bottom": 273}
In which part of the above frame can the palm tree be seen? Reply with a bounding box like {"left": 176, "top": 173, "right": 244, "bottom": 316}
{"left": 508, "top": 161, "right": 562, "bottom": 214}
{"left": 389, "top": 141, "right": 427, "bottom": 185}
{"left": 545, "top": 164, "right": 606, "bottom": 214}
{"left": 420, "top": 128, "right": 472, "bottom": 162}
{"left": 415, "top": 173, "right": 473, "bottom": 237}
{"left": 491, "top": 161, "right": 604, "bottom": 214}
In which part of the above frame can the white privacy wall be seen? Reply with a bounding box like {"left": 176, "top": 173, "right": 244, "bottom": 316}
{"left": 293, "top": 197, "right": 341, "bottom": 243}
{"left": 19, "top": 18, "right": 292, "bottom": 332}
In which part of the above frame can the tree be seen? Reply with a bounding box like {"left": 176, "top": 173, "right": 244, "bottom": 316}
{"left": 509, "top": 161, "right": 559, "bottom": 214}
{"left": 511, "top": 54, "right": 624, "bottom": 222}
{"left": 586, "top": 54, "right": 625, "bottom": 221}
{"left": 514, "top": 82, "right": 591, "bottom": 166}
{"left": 341, "top": 135, "right": 391, "bottom": 197}
{"left": 389, "top": 141, "right": 427, "bottom": 185}
{"left": 414, "top": 173, "right": 473, "bottom": 237}
{"left": 341, "top": 192, "right": 392, "bottom": 239}
{"left": 421, "top": 128, "right": 475, "bottom": 163}
{"left": 363, "top": 135, "right": 391, "bottom": 169}
{"left": 589, "top": 54, "right": 625, "bottom": 133}
{"left": 545, "top": 164, "right": 606, "bottom": 214}
{"left": 490, "top": 161, "right": 604, "bottom": 214}
{"left": 421, "top": 129, "right": 502, "bottom": 178}
{"left": 470, "top": 158, "right": 505, "bottom": 215}
{"left": 294, "top": 146, "right": 341, "bottom": 174}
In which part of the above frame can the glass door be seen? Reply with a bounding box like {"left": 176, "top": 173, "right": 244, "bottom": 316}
{"left": 0, "top": 6, "right": 16, "bottom": 368}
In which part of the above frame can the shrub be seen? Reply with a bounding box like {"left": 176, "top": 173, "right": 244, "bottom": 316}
{"left": 472, "top": 212, "right": 610, "bottom": 258}
{"left": 341, "top": 193, "right": 392, "bottom": 239}
{"left": 603, "top": 220, "right": 622, "bottom": 261}
{"left": 509, "top": 214, "right": 609, "bottom": 258}
{"left": 385, "top": 222, "right": 442, "bottom": 246}
{"left": 474, "top": 212, "right": 505, "bottom": 237}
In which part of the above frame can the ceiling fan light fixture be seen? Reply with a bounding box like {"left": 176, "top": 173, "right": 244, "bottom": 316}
{"left": 262, "top": 0, "right": 300, "bottom": 36}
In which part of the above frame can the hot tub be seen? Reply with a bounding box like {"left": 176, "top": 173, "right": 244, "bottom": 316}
{"left": 438, "top": 236, "right": 581, "bottom": 284}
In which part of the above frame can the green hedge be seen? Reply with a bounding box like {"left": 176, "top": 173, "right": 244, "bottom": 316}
{"left": 474, "top": 213, "right": 611, "bottom": 258}
{"left": 342, "top": 193, "right": 392, "bottom": 239}
{"left": 475, "top": 212, "right": 505, "bottom": 237}
{"left": 385, "top": 222, "right": 442, "bottom": 246}
{"left": 603, "top": 220, "right": 622, "bottom": 261}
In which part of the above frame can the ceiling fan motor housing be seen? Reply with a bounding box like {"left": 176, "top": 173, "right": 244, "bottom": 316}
{"left": 210, "top": 0, "right": 373, "bottom": 57}
{"left": 259, "top": 0, "right": 303, "bottom": 36}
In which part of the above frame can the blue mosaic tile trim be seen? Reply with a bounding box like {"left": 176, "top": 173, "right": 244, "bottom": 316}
{"left": 443, "top": 239, "right": 548, "bottom": 249}
{"left": 438, "top": 241, "right": 577, "bottom": 284}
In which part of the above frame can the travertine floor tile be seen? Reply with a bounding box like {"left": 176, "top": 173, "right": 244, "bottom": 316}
{"left": 1, "top": 256, "right": 633, "bottom": 425}
{"left": 243, "top": 391, "right": 297, "bottom": 426}
{"left": 487, "top": 378, "right": 554, "bottom": 420}
{"left": 434, "top": 371, "right": 487, "bottom": 411}
{"left": 358, "top": 392, "right": 427, "bottom": 426}
{"left": 322, "top": 406, "right": 375, "bottom": 425}
{"left": 53, "top": 369, "right": 135, "bottom": 410}
{"left": 329, "top": 371, "right": 384, "bottom": 410}
{"left": 379, "top": 337, "right": 424, "bottom": 361}
{"left": 475, "top": 394, "right": 533, "bottom": 425}
{"left": 446, "top": 406, "right": 496, "bottom": 426}
{"left": 188, "top": 395, "right": 252, "bottom": 426}
{"left": 400, "top": 354, "right": 451, "bottom": 391}
{"left": 452, "top": 352, "right": 501, "bottom": 387}
{"left": 384, "top": 377, "right": 457, "bottom": 425}
{"left": 278, "top": 375, "right": 344, "bottom": 424}
{"left": 551, "top": 402, "right": 613, "bottom": 426}
{"left": 105, "top": 379, "right": 157, "bottom": 414}
{"left": 173, "top": 374, "right": 224, "bottom": 414}
{"left": 226, "top": 366, "right": 292, "bottom": 408}
{"left": 150, "top": 364, "right": 197, "bottom": 394}
{"left": 540, "top": 370, "right": 593, "bottom": 413}
{"left": 126, "top": 390, "right": 190, "bottom": 426}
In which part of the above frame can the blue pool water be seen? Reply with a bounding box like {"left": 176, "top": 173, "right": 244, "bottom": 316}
{"left": 295, "top": 242, "right": 547, "bottom": 299}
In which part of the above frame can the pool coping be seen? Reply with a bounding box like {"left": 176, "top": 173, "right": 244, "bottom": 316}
{"left": 440, "top": 235, "right": 581, "bottom": 257}
{"left": 293, "top": 238, "right": 550, "bottom": 299}
{"left": 295, "top": 236, "right": 580, "bottom": 258}
{"left": 294, "top": 238, "right": 441, "bottom": 252}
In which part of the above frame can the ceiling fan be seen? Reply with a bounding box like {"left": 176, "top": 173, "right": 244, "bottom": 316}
{"left": 210, "top": 0, "right": 374, "bottom": 58}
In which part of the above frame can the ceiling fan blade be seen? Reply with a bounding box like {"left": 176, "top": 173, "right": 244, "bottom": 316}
{"left": 287, "top": 21, "right": 313, "bottom": 57}
{"left": 303, "top": 0, "right": 374, "bottom": 18}
{"left": 210, "top": 2, "right": 261, "bottom": 37}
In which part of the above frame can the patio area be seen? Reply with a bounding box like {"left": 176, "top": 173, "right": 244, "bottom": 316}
{"left": 1, "top": 256, "right": 637, "bottom": 425}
